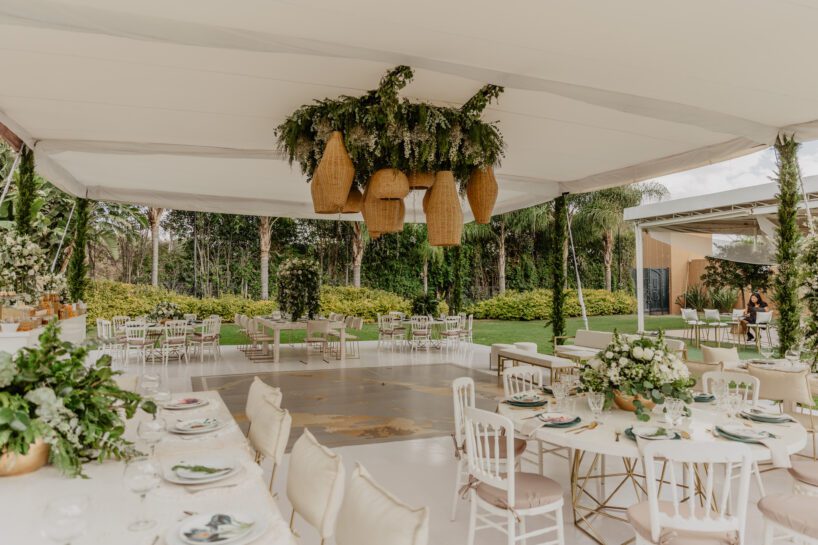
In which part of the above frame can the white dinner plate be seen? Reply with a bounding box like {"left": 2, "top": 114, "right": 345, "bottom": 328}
{"left": 170, "top": 417, "right": 224, "bottom": 435}
{"left": 166, "top": 513, "right": 269, "bottom": 545}
{"left": 162, "top": 398, "right": 210, "bottom": 410}
{"left": 163, "top": 456, "right": 239, "bottom": 484}
{"left": 717, "top": 423, "right": 774, "bottom": 441}
{"left": 631, "top": 425, "right": 680, "bottom": 440}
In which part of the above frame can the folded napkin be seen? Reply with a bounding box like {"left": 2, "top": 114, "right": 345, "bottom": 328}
{"left": 760, "top": 438, "right": 791, "bottom": 468}
{"left": 521, "top": 418, "right": 545, "bottom": 437}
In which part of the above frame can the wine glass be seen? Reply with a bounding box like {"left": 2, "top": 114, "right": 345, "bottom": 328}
{"left": 785, "top": 348, "right": 802, "bottom": 368}
{"left": 139, "top": 373, "right": 159, "bottom": 400}
{"left": 42, "top": 496, "right": 88, "bottom": 545}
{"left": 664, "top": 398, "right": 685, "bottom": 428}
{"left": 725, "top": 392, "right": 743, "bottom": 420}
{"left": 587, "top": 392, "right": 605, "bottom": 423}
{"left": 137, "top": 416, "right": 166, "bottom": 457}
{"left": 551, "top": 382, "right": 568, "bottom": 412}
{"left": 759, "top": 345, "right": 773, "bottom": 361}
{"left": 123, "top": 457, "right": 161, "bottom": 531}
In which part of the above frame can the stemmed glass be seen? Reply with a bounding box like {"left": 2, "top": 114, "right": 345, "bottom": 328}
{"left": 759, "top": 345, "right": 773, "bottom": 361}
{"left": 551, "top": 382, "right": 568, "bottom": 412}
{"left": 137, "top": 416, "right": 167, "bottom": 457}
{"left": 785, "top": 348, "right": 802, "bottom": 368}
{"left": 587, "top": 392, "right": 605, "bottom": 423}
{"left": 664, "top": 398, "right": 685, "bottom": 428}
{"left": 123, "top": 457, "right": 161, "bottom": 531}
{"left": 724, "top": 392, "right": 743, "bottom": 420}
{"left": 42, "top": 496, "right": 89, "bottom": 545}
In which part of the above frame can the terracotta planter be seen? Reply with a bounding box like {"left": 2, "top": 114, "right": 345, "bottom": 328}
{"left": 341, "top": 186, "right": 363, "bottom": 214}
{"left": 425, "top": 171, "right": 463, "bottom": 247}
{"left": 466, "top": 167, "right": 498, "bottom": 224}
{"left": 408, "top": 172, "right": 435, "bottom": 190}
{"left": 0, "top": 439, "right": 49, "bottom": 477}
{"left": 613, "top": 391, "right": 656, "bottom": 412}
{"left": 311, "top": 131, "right": 355, "bottom": 214}
{"left": 369, "top": 169, "right": 410, "bottom": 200}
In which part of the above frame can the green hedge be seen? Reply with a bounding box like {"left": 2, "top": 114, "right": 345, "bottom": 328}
{"left": 466, "top": 289, "right": 636, "bottom": 320}
{"left": 86, "top": 281, "right": 448, "bottom": 323}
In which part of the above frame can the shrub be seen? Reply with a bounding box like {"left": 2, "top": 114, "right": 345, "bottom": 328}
{"left": 320, "top": 286, "right": 448, "bottom": 321}
{"left": 466, "top": 289, "right": 636, "bottom": 321}
{"left": 411, "top": 293, "right": 440, "bottom": 316}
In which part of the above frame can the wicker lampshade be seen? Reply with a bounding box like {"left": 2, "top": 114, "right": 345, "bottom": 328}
{"left": 311, "top": 131, "right": 355, "bottom": 213}
{"left": 408, "top": 172, "right": 435, "bottom": 190}
{"left": 422, "top": 188, "right": 431, "bottom": 214}
{"left": 341, "top": 186, "right": 363, "bottom": 213}
{"left": 466, "top": 167, "right": 498, "bottom": 224}
{"left": 362, "top": 185, "right": 405, "bottom": 233}
{"left": 369, "top": 169, "right": 410, "bottom": 200}
{"left": 426, "top": 171, "right": 463, "bottom": 246}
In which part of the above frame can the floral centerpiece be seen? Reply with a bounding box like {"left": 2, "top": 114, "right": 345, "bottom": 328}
{"left": 147, "top": 301, "right": 182, "bottom": 323}
{"left": 0, "top": 230, "right": 48, "bottom": 304}
{"left": 0, "top": 320, "right": 155, "bottom": 477}
{"left": 579, "top": 332, "right": 694, "bottom": 421}
{"left": 35, "top": 272, "right": 68, "bottom": 298}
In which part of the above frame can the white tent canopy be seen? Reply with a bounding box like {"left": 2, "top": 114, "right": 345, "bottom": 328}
{"left": 4, "top": 1, "right": 818, "bottom": 219}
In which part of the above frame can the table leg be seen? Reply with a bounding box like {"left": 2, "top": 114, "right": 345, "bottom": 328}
{"left": 339, "top": 328, "right": 346, "bottom": 361}
{"left": 274, "top": 329, "right": 281, "bottom": 363}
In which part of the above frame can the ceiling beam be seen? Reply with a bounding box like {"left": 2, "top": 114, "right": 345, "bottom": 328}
{"left": 0, "top": 121, "right": 23, "bottom": 151}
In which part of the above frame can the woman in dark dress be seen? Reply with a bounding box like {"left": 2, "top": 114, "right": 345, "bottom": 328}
{"left": 743, "top": 292, "right": 769, "bottom": 341}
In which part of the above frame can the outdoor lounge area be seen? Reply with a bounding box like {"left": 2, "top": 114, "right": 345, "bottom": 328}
{"left": 5, "top": 3, "right": 818, "bottom": 545}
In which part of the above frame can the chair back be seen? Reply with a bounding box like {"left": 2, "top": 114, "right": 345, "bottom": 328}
{"left": 112, "top": 315, "right": 130, "bottom": 333}
{"left": 389, "top": 311, "right": 405, "bottom": 320}
{"left": 684, "top": 360, "right": 722, "bottom": 386}
{"left": 463, "top": 407, "right": 515, "bottom": 505}
{"left": 503, "top": 365, "right": 542, "bottom": 398}
{"left": 465, "top": 314, "right": 473, "bottom": 332}
{"left": 352, "top": 317, "right": 364, "bottom": 330}
{"left": 245, "top": 376, "right": 282, "bottom": 423}
{"left": 96, "top": 318, "right": 113, "bottom": 340}
{"left": 164, "top": 319, "right": 188, "bottom": 340}
{"left": 574, "top": 330, "right": 613, "bottom": 350}
{"left": 731, "top": 309, "right": 745, "bottom": 320}
{"left": 701, "top": 370, "right": 759, "bottom": 404}
{"left": 755, "top": 311, "right": 773, "bottom": 325}
{"left": 641, "top": 440, "right": 752, "bottom": 544}
{"left": 271, "top": 310, "right": 282, "bottom": 320}
{"left": 183, "top": 313, "right": 197, "bottom": 322}
{"left": 747, "top": 366, "right": 814, "bottom": 413}
{"left": 681, "top": 308, "right": 699, "bottom": 322}
{"left": 411, "top": 316, "right": 430, "bottom": 335}
{"left": 124, "top": 322, "right": 148, "bottom": 341}
{"left": 286, "top": 429, "right": 345, "bottom": 540}
{"left": 444, "top": 316, "right": 460, "bottom": 332}
{"left": 452, "top": 377, "right": 475, "bottom": 452}
{"left": 200, "top": 317, "right": 218, "bottom": 337}
{"left": 703, "top": 309, "right": 721, "bottom": 322}
{"left": 701, "top": 346, "right": 740, "bottom": 366}
{"left": 308, "top": 320, "right": 331, "bottom": 337}
{"left": 248, "top": 394, "right": 291, "bottom": 464}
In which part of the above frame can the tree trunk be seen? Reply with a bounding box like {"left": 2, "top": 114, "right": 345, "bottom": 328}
{"left": 603, "top": 228, "right": 614, "bottom": 291}
{"left": 147, "top": 207, "right": 163, "bottom": 287}
{"left": 422, "top": 257, "right": 429, "bottom": 294}
{"left": 498, "top": 221, "right": 506, "bottom": 294}
{"left": 259, "top": 216, "right": 272, "bottom": 299}
{"left": 351, "top": 222, "right": 364, "bottom": 288}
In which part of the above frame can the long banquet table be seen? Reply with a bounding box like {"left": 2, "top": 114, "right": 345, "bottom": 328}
{"left": 499, "top": 396, "right": 808, "bottom": 545}
{"left": 0, "top": 390, "right": 296, "bottom": 545}
{"left": 256, "top": 317, "right": 346, "bottom": 363}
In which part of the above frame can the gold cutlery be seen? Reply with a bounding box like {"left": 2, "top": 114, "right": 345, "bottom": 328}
{"left": 570, "top": 421, "right": 599, "bottom": 434}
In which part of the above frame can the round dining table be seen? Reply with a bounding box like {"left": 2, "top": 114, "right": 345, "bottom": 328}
{"left": 498, "top": 395, "right": 808, "bottom": 545}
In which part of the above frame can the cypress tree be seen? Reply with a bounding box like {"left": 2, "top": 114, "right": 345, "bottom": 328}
{"left": 551, "top": 195, "right": 567, "bottom": 345}
{"left": 14, "top": 146, "right": 36, "bottom": 236}
{"left": 67, "top": 198, "right": 90, "bottom": 302}
{"left": 772, "top": 134, "right": 803, "bottom": 355}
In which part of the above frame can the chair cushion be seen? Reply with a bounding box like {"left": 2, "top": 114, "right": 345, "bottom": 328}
{"left": 463, "top": 437, "right": 527, "bottom": 459}
{"left": 574, "top": 330, "right": 613, "bottom": 350}
{"left": 286, "top": 429, "right": 345, "bottom": 539}
{"left": 789, "top": 460, "right": 818, "bottom": 487}
{"left": 475, "top": 472, "right": 562, "bottom": 510}
{"left": 758, "top": 494, "right": 818, "bottom": 539}
{"left": 702, "top": 346, "right": 740, "bottom": 365}
{"left": 335, "top": 463, "right": 429, "bottom": 545}
{"left": 627, "top": 501, "right": 738, "bottom": 545}
{"left": 248, "top": 396, "right": 291, "bottom": 462}
{"left": 245, "top": 376, "right": 282, "bottom": 423}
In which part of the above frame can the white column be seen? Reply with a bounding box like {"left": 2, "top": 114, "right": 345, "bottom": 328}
{"left": 635, "top": 223, "right": 645, "bottom": 333}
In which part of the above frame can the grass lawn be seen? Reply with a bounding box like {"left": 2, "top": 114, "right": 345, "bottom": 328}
{"left": 219, "top": 314, "right": 765, "bottom": 361}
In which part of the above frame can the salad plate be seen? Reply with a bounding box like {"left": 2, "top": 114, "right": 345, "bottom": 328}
{"left": 162, "top": 398, "right": 209, "bottom": 410}
{"left": 168, "top": 513, "right": 268, "bottom": 545}
{"left": 626, "top": 425, "right": 681, "bottom": 441}
{"left": 716, "top": 424, "right": 776, "bottom": 443}
{"left": 505, "top": 393, "right": 547, "bottom": 407}
{"left": 537, "top": 413, "right": 581, "bottom": 428}
{"left": 163, "top": 456, "right": 239, "bottom": 484}
{"left": 170, "top": 417, "right": 224, "bottom": 435}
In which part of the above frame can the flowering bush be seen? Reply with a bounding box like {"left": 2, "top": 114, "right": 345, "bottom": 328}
{"left": 147, "top": 300, "right": 182, "bottom": 322}
{"left": 0, "top": 229, "right": 48, "bottom": 304}
{"left": 580, "top": 332, "right": 694, "bottom": 421}
{"left": 0, "top": 321, "right": 154, "bottom": 477}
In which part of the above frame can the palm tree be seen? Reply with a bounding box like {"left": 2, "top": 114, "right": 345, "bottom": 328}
{"left": 259, "top": 216, "right": 273, "bottom": 299}
{"left": 464, "top": 205, "right": 548, "bottom": 294}
{"left": 571, "top": 183, "right": 667, "bottom": 291}
{"left": 146, "top": 207, "right": 164, "bottom": 287}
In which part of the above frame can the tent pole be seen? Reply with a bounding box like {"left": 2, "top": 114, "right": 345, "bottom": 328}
{"left": 51, "top": 200, "right": 76, "bottom": 272}
{"left": 0, "top": 151, "right": 22, "bottom": 210}
{"left": 635, "top": 223, "right": 645, "bottom": 333}
{"left": 567, "top": 214, "right": 589, "bottom": 330}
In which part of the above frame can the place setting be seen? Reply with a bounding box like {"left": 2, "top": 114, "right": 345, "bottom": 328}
{"left": 162, "top": 397, "right": 210, "bottom": 411}
{"left": 157, "top": 453, "right": 253, "bottom": 496}
{"left": 167, "top": 511, "right": 271, "bottom": 545}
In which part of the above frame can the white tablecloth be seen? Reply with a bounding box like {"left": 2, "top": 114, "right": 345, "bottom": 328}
{"left": 0, "top": 390, "right": 297, "bottom": 545}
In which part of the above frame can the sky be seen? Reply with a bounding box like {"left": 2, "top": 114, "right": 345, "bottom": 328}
{"left": 653, "top": 140, "right": 818, "bottom": 200}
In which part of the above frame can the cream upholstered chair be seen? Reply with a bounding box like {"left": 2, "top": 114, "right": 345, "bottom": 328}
{"left": 286, "top": 429, "right": 345, "bottom": 545}
{"left": 684, "top": 360, "right": 722, "bottom": 387}
{"left": 450, "top": 377, "right": 526, "bottom": 521}
{"left": 759, "top": 494, "right": 818, "bottom": 544}
{"left": 502, "top": 366, "right": 543, "bottom": 398}
{"left": 701, "top": 345, "right": 741, "bottom": 370}
{"left": 463, "top": 407, "right": 565, "bottom": 545}
{"left": 305, "top": 320, "right": 330, "bottom": 356}
{"left": 701, "top": 370, "right": 760, "bottom": 404}
{"left": 789, "top": 460, "right": 818, "bottom": 496}
{"left": 748, "top": 366, "right": 817, "bottom": 459}
{"left": 248, "top": 393, "right": 291, "bottom": 491}
{"left": 628, "top": 440, "right": 752, "bottom": 545}
{"left": 245, "top": 376, "right": 282, "bottom": 433}
{"left": 335, "top": 463, "right": 429, "bottom": 545}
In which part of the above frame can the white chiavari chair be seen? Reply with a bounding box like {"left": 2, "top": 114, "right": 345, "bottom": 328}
{"left": 503, "top": 366, "right": 543, "bottom": 398}
{"left": 160, "top": 319, "right": 189, "bottom": 365}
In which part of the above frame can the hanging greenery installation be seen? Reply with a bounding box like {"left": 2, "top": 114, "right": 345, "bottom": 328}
{"left": 277, "top": 257, "right": 321, "bottom": 321}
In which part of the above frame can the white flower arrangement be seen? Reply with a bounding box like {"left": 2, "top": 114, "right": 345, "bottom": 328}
{"left": 0, "top": 229, "right": 48, "bottom": 304}
{"left": 147, "top": 301, "right": 182, "bottom": 322}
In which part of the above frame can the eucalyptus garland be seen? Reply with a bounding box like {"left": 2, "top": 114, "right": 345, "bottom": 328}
{"left": 276, "top": 257, "right": 321, "bottom": 321}
{"left": 275, "top": 66, "right": 504, "bottom": 190}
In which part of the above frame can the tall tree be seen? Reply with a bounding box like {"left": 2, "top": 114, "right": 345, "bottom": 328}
{"left": 259, "top": 216, "right": 272, "bottom": 299}
{"left": 772, "top": 134, "right": 803, "bottom": 354}
{"left": 147, "top": 207, "right": 164, "bottom": 287}
{"left": 551, "top": 195, "right": 568, "bottom": 344}
{"left": 67, "top": 198, "right": 89, "bottom": 301}
{"left": 14, "top": 146, "right": 36, "bottom": 236}
{"left": 351, "top": 222, "right": 365, "bottom": 288}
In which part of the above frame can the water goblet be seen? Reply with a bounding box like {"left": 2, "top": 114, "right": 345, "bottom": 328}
{"left": 664, "top": 398, "right": 685, "bottom": 428}
{"left": 785, "top": 348, "right": 801, "bottom": 368}
{"left": 759, "top": 345, "right": 773, "bottom": 361}
{"left": 137, "top": 416, "right": 166, "bottom": 457}
{"left": 724, "top": 392, "right": 743, "bottom": 420}
{"left": 42, "top": 495, "right": 89, "bottom": 545}
{"left": 123, "top": 456, "right": 161, "bottom": 531}
{"left": 587, "top": 392, "right": 605, "bottom": 423}
{"left": 551, "top": 382, "right": 568, "bottom": 412}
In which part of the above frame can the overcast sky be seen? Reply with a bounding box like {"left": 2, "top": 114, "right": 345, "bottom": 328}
{"left": 653, "top": 140, "right": 818, "bottom": 200}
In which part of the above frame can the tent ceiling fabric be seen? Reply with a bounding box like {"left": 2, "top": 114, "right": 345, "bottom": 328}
{"left": 3, "top": 1, "right": 818, "bottom": 218}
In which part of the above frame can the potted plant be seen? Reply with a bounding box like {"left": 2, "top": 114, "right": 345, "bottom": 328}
{"left": 0, "top": 320, "right": 155, "bottom": 477}
{"left": 579, "top": 332, "right": 694, "bottom": 421}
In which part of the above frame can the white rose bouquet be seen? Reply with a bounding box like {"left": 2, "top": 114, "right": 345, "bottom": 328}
{"left": 579, "top": 331, "right": 694, "bottom": 421}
